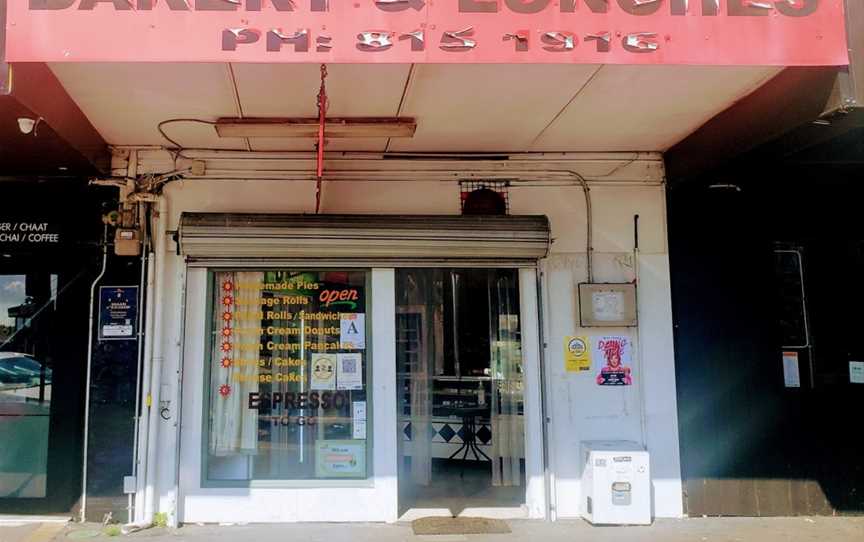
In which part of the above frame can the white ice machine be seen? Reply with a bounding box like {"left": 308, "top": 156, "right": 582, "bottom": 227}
{"left": 580, "top": 440, "right": 651, "bottom": 525}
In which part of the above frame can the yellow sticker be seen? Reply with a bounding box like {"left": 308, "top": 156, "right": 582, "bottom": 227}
{"left": 564, "top": 336, "right": 592, "bottom": 372}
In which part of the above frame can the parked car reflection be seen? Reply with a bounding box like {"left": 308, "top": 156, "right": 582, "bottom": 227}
{"left": 0, "top": 352, "right": 51, "bottom": 498}
{"left": 0, "top": 352, "right": 52, "bottom": 406}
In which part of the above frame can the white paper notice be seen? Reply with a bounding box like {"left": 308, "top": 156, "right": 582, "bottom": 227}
{"left": 353, "top": 401, "right": 367, "bottom": 421}
{"left": 340, "top": 313, "right": 366, "bottom": 350}
{"left": 310, "top": 354, "right": 336, "bottom": 390}
{"left": 782, "top": 351, "right": 801, "bottom": 388}
{"left": 592, "top": 291, "right": 626, "bottom": 322}
{"left": 850, "top": 361, "right": 864, "bottom": 384}
{"left": 337, "top": 353, "right": 363, "bottom": 390}
{"left": 102, "top": 324, "right": 134, "bottom": 338}
{"left": 353, "top": 420, "right": 367, "bottom": 440}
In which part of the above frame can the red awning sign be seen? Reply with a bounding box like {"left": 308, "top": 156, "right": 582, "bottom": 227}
{"left": 4, "top": 1, "right": 849, "bottom": 66}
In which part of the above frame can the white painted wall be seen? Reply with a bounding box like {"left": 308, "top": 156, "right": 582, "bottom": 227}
{"left": 515, "top": 185, "right": 684, "bottom": 520}
{"left": 143, "top": 159, "right": 682, "bottom": 523}
{"left": 518, "top": 268, "right": 546, "bottom": 520}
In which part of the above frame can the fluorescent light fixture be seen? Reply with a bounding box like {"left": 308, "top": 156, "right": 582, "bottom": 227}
{"left": 215, "top": 117, "right": 417, "bottom": 139}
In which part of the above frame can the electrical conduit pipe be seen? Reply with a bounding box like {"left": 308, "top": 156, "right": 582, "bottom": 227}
{"left": 80, "top": 226, "right": 109, "bottom": 523}
{"left": 138, "top": 196, "right": 168, "bottom": 528}
{"left": 131, "top": 251, "right": 156, "bottom": 527}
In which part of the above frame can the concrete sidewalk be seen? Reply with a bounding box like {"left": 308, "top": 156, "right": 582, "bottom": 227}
{"left": 0, "top": 521, "right": 66, "bottom": 542}
{"left": 7, "top": 517, "right": 858, "bottom": 542}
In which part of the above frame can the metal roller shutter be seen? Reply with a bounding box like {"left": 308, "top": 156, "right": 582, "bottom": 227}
{"left": 178, "top": 213, "right": 551, "bottom": 267}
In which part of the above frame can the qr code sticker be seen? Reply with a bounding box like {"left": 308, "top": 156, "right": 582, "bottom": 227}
{"left": 342, "top": 358, "right": 357, "bottom": 373}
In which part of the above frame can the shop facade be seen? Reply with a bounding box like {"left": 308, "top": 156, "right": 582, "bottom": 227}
{"left": 0, "top": 0, "right": 852, "bottom": 526}
{"left": 0, "top": 181, "right": 94, "bottom": 515}
{"left": 122, "top": 151, "right": 680, "bottom": 524}
{"left": 0, "top": 180, "right": 138, "bottom": 518}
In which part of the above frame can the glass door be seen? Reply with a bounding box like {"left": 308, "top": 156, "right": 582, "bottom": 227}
{"left": 396, "top": 269, "right": 525, "bottom": 517}
{"left": 0, "top": 266, "right": 91, "bottom": 515}
{"left": 0, "top": 274, "right": 55, "bottom": 499}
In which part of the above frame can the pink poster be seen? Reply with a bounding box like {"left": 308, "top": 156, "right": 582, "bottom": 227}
{"left": 594, "top": 336, "right": 633, "bottom": 386}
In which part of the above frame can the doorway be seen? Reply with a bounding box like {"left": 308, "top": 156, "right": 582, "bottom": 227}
{"left": 0, "top": 267, "right": 89, "bottom": 515}
{"left": 396, "top": 269, "right": 526, "bottom": 518}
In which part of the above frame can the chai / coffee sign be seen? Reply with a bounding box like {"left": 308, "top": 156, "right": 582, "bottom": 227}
{"left": 5, "top": 1, "right": 848, "bottom": 65}
{"left": 0, "top": 222, "right": 61, "bottom": 246}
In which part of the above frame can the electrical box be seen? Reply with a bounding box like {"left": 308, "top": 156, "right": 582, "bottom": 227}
{"left": 581, "top": 440, "right": 651, "bottom": 525}
{"left": 578, "top": 283, "right": 638, "bottom": 327}
{"left": 123, "top": 476, "right": 137, "bottom": 495}
{"left": 114, "top": 228, "right": 141, "bottom": 257}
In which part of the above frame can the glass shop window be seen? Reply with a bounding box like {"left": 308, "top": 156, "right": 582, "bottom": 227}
{"left": 204, "top": 270, "right": 371, "bottom": 484}
{"left": 0, "top": 273, "right": 57, "bottom": 499}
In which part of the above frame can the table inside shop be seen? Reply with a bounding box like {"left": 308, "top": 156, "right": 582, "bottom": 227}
{"left": 436, "top": 405, "right": 491, "bottom": 470}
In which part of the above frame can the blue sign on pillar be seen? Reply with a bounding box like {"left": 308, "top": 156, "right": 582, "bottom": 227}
{"left": 98, "top": 286, "right": 139, "bottom": 341}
